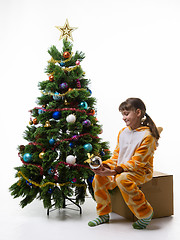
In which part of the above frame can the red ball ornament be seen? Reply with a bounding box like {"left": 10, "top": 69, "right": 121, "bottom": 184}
{"left": 90, "top": 109, "right": 96, "bottom": 115}
{"left": 33, "top": 118, "right": 38, "bottom": 125}
{"left": 49, "top": 75, "right": 54, "bottom": 82}
{"left": 63, "top": 51, "right": 70, "bottom": 59}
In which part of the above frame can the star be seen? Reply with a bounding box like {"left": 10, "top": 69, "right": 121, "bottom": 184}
{"left": 55, "top": 19, "right": 77, "bottom": 41}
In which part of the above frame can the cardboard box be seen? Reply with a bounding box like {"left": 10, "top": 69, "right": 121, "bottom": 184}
{"left": 110, "top": 171, "right": 173, "bottom": 221}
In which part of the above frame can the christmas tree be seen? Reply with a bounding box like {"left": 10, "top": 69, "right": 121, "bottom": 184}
{"left": 9, "top": 20, "right": 110, "bottom": 212}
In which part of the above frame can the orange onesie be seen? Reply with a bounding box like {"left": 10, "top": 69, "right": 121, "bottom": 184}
{"left": 92, "top": 126, "right": 157, "bottom": 219}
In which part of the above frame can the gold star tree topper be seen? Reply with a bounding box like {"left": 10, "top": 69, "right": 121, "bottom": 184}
{"left": 55, "top": 19, "right": 77, "bottom": 41}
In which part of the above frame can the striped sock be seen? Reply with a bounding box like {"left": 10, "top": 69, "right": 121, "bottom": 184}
{"left": 88, "top": 214, "right": 110, "bottom": 227}
{"left": 132, "top": 212, "right": 153, "bottom": 230}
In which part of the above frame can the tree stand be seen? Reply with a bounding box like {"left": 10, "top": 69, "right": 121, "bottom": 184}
{"left": 47, "top": 193, "right": 82, "bottom": 216}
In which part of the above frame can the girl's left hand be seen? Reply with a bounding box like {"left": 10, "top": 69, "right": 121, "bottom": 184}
{"left": 92, "top": 165, "right": 116, "bottom": 176}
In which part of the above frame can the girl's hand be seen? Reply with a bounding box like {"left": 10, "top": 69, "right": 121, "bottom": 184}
{"left": 92, "top": 165, "right": 116, "bottom": 176}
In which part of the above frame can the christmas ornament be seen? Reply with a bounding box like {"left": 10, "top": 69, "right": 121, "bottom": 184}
{"left": 84, "top": 154, "right": 102, "bottom": 169}
{"left": 53, "top": 92, "right": 61, "bottom": 100}
{"left": 59, "top": 82, "right": 68, "bottom": 90}
{"left": 71, "top": 178, "right": 77, "bottom": 183}
{"left": 76, "top": 60, "right": 80, "bottom": 65}
{"left": 76, "top": 79, "right": 81, "bottom": 88}
{"left": 48, "top": 188, "right": 53, "bottom": 194}
{"left": 79, "top": 101, "right": 88, "bottom": 109}
{"left": 49, "top": 75, "right": 54, "bottom": 82}
{"left": 60, "top": 61, "right": 65, "bottom": 67}
{"left": 100, "top": 150, "right": 105, "bottom": 156}
{"left": 23, "top": 153, "right": 32, "bottom": 162}
{"left": 87, "top": 88, "right": 92, "bottom": 95}
{"left": 52, "top": 111, "right": 61, "bottom": 120}
{"left": 26, "top": 179, "right": 32, "bottom": 186}
{"left": 83, "top": 143, "right": 93, "bottom": 152}
{"left": 66, "top": 114, "right": 76, "bottom": 123}
{"left": 90, "top": 109, "right": 96, "bottom": 115}
{"left": 29, "top": 120, "right": 33, "bottom": 125}
{"left": 82, "top": 119, "right": 91, "bottom": 127}
{"left": 87, "top": 176, "right": 94, "bottom": 184}
{"left": 19, "top": 145, "right": 25, "bottom": 152}
{"left": 39, "top": 152, "right": 45, "bottom": 159}
{"left": 48, "top": 167, "right": 55, "bottom": 175}
{"left": 38, "top": 108, "right": 45, "bottom": 114}
{"left": 55, "top": 19, "right": 77, "bottom": 41}
{"left": 69, "top": 142, "right": 74, "bottom": 148}
{"left": 49, "top": 138, "right": 55, "bottom": 145}
{"left": 63, "top": 51, "right": 71, "bottom": 59}
{"left": 33, "top": 118, "right": 38, "bottom": 125}
{"left": 44, "top": 121, "right": 51, "bottom": 127}
{"left": 66, "top": 155, "right": 76, "bottom": 165}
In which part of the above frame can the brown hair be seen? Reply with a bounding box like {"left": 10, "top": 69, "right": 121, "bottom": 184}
{"left": 119, "top": 98, "right": 160, "bottom": 140}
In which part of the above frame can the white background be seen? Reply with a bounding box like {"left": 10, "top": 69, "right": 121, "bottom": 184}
{"left": 1, "top": 0, "right": 180, "bottom": 239}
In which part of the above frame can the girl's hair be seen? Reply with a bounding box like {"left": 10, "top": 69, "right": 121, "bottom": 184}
{"left": 119, "top": 98, "right": 160, "bottom": 140}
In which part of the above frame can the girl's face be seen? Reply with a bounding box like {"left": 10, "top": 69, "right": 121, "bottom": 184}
{"left": 121, "top": 109, "right": 142, "bottom": 130}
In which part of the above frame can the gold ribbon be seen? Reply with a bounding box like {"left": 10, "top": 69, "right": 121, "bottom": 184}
{"left": 17, "top": 171, "right": 86, "bottom": 189}
{"left": 84, "top": 153, "right": 94, "bottom": 163}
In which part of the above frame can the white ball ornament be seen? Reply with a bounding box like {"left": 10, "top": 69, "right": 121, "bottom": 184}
{"left": 66, "top": 155, "right": 76, "bottom": 165}
{"left": 66, "top": 114, "right": 76, "bottom": 123}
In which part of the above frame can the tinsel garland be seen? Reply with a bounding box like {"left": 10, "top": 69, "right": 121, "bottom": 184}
{"left": 41, "top": 88, "right": 86, "bottom": 97}
{"left": 17, "top": 171, "right": 86, "bottom": 189}
{"left": 31, "top": 107, "right": 94, "bottom": 116}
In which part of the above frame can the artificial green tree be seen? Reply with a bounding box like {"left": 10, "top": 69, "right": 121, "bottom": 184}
{"left": 10, "top": 20, "right": 110, "bottom": 212}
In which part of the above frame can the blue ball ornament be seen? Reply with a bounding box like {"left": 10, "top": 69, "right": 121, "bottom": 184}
{"left": 100, "top": 150, "right": 105, "bottom": 156}
{"left": 53, "top": 92, "right": 61, "bottom": 101}
{"left": 79, "top": 101, "right": 88, "bottom": 109}
{"left": 87, "top": 176, "right": 94, "bottom": 184}
{"left": 83, "top": 143, "right": 93, "bottom": 152}
{"left": 49, "top": 138, "right": 55, "bottom": 145}
{"left": 23, "top": 153, "right": 32, "bottom": 162}
{"left": 87, "top": 88, "right": 92, "bottom": 95}
{"left": 59, "top": 61, "right": 65, "bottom": 67}
{"left": 38, "top": 108, "right": 45, "bottom": 114}
{"left": 48, "top": 167, "right": 55, "bottom": 175}
{"left": 52, "top": 111, "right": 61, "bottom": 120}
{"left": 69, "top": 142, "right": 74, "bottom": 148}
{"left": 26, "top": 179, "right": 32, "bottom": 186}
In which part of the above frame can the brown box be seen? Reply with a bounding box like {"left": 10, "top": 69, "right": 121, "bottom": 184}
{"left": 110, "top": 171, "right": 174, "bottom": 221}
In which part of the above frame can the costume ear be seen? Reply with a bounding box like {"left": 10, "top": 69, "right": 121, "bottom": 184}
{"left": 157, "top": 127, "right": 163, "bottom": 135}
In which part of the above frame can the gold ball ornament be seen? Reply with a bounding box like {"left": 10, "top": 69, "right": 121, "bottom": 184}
{"left": 29, "top": 120, "right": 33, "bottom": 125}
{"left": 44, "top": 121, "right": 51, "bottom": 127}
{"left": 39, "top": 152, "right": 45, "bottom": 159}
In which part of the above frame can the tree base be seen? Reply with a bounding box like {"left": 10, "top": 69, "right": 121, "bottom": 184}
{"left": 47, "top": 193, "right": 82, "bottom": 216}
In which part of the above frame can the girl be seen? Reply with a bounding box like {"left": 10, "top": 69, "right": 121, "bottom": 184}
{"left": 88, "top": 98, "right": 161, "bottom": 229}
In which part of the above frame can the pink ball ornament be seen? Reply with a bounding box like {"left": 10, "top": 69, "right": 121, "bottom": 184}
{"left": 66, "top": 155, "right": 76, "bottom": 165}
{"left": 76, "top": 60, "right": 80, "bottom": 65}
{"left": 59, "top": 82, "right": 68, "bottom": 90}
{"left": 82, "top": 119, "right": 91, "bottom": 127}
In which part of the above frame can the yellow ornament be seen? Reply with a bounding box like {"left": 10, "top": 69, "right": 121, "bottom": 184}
{"left": 55, "top": 19, "right": 77, "bottom": 41}
{"left": 39, "top": 152, "right": 45, "bottom": 159}
{"left": 44, "top": 121, "right": 51, "bottom": 127}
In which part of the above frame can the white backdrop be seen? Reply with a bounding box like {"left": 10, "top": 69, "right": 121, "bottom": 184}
{"left": 1, "top": 0, "right": 180, "bottom": 212}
